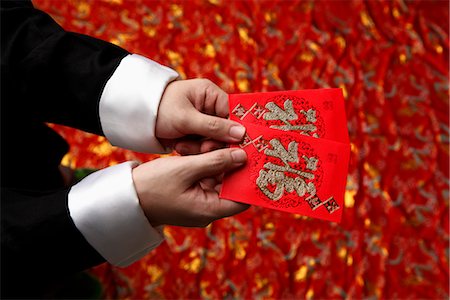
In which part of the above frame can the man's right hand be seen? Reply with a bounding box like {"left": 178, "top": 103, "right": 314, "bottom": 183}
{"left": 156, "top": 79, "right": 246, "bottom": 155}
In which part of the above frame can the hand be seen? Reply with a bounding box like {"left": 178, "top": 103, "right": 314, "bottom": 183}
{"left": 132, "top": 148, "right": 249, "bottom": 227}
{"left": 156, "top": 79, "right": 246, "bottom": 155}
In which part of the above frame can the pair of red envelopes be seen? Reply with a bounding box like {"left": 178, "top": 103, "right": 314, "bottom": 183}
{"left": 220, "top": 89, "right": 350, "bottom": 222}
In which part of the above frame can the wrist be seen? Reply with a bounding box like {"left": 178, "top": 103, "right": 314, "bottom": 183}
{"left": 131, "top": 162, "right": 163, "bottom": 227}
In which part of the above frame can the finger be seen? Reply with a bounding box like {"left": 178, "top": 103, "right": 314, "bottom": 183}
{"left": 203, "top": 81, "right": 229, "bottom": 117}
{"left": 212, "top": 197, "right": 250, "bottom": 219}
{"left": 174, "top": 140, "right": 202, "bottom": 155}
{"left": 199, "top": 140, "right": 225, "bottom": 153}
{"left": 187, "top": 111, "right": 246, "bottom": 143}
{"left": 175, "top": 139, "right": 225, "bottom": 155}
{"left": 190, "top": 79, "right": 229, "bottom": 117}
{"left": 199, "top": 190, "right": 250, "bottom": 224}
{"left": 200, "top": 177, "right": 217, "bottom": 189}
{"left": 214, "top": 183, "right": 222, "bottom": 193}
{"left": 215, "top": 88, "right": 229, "bottom": 117}
{"left": 181, "top": 148, "right": 247, "bottom": 185}
{"left": 157, "top": 138, "right": 175, "bottom": 150}
{"left": 215, "top": 173, "right": 225, "bottom": 183}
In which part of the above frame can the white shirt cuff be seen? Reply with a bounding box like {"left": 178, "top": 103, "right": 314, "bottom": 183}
{"left": 68, "top": 161, "right": 164, "bottom": 267}
{"left": 99, "top": 54, "right": 179, "bottom": 153}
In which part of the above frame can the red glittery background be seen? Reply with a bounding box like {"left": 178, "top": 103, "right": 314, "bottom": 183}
{"left": 33, "top": 0, "right": 449, "bottom": 299}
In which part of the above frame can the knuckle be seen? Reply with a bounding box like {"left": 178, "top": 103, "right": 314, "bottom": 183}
{"left": 208, "top": 152, "right": 228, "bottom": 170}
{"left": 207, "top": 118, "right": 220, "bottom": 132}
{"left": 203, "top": 89, "right": 212, "bottom": 104}
{"left": 197, "top": 79, "right": 212, "bottom": 95}
{"left": 199, "top": 78, "right": 212, "bottom": 87}
{"left": 203, "top": 80, "right": 217, "bottom": 99}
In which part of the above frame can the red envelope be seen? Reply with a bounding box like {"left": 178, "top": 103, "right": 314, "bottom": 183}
{"left": 220, "top": 122, "right": 350, "bottom": 223}
{"left": 229, "top": 89, "right": 349, "bottom": 143}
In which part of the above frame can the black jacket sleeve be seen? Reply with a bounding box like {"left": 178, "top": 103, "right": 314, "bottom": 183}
{"left": 1, "top": 1, "right": 131, "bottom": 297}
{"left": 1, "top": 0, "right": 129, "bottom": 135}
{"left": 2, "top": 188, "right": 106, "bottom": 298}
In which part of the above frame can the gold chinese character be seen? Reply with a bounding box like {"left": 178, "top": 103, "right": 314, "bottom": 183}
{"left": 263, "top": 99, "right": 318, "bottom": 134}
{"left": 249, "top": 103, "right": 268, "bottom": 119}
{"left": 257, "top": 169, "right": 316, "bottom": 201}
{"left": 256, "top": 138, "right": 318, "bottom": 201}
{"left": 300, "top": 108, "right": 317, "bottom": 123}
{"left": 305, "top": 196, "right": 322, "bottom": 210}
{"left": 239, "top": 133, "right": 253, "bottom": 148}
{"left": 240, "top": 134, "right": 269, "bottom": 152}
{"left": 264, "top": 99, "right": 298, "bottom": 124}
{"left": 323, "top": 197, "right": 340, "bottom": 213}
{"left": 302, "top": 155, "right": 318, "bottom": 171}
{"left": 232, "top": 104, "right": 248, "bottom": 119}
{"left": 252, "top": 136, "right": 269, "bottom": 152}
{"left": 304, "top": 196, "right": 340, "bottom": 214}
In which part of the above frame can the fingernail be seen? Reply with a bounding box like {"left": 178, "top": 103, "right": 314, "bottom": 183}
{"left": 231, "top": 149, "right": 247, "bottom": 164}
{"left": 175, "top": 145, "right": 189, "bottom": 155}
{"left": 229, "top": 125, "right": 246, "bottom": 140}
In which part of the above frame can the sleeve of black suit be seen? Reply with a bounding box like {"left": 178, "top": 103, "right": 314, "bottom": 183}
{"left": 1, "top": 1, "right": 179, "bottom": 297}
{"left": 2, "top": 0, "right": 127, "bottom": 134}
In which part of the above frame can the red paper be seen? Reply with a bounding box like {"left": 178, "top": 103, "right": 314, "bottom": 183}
{"left": 223, "top": 89, "right": 350, "bottom": 222}
{"left": 229, "top": 89, "right": 349, "bottom": 143}
{"left": 221, "top": 122, "right": 350, "bottom": 222}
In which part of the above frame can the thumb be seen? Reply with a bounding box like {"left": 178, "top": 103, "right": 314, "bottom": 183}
{"left": 186, "top": 111, "right": 246, "bottom": 143}
{"left": 182, "top": 148, "right": 247, "bottom": 185}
